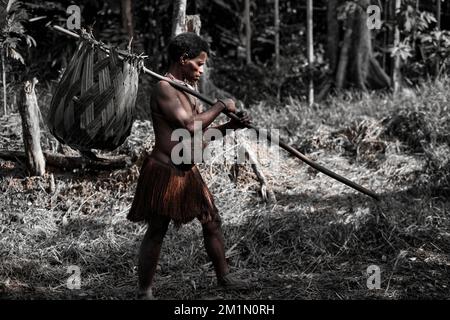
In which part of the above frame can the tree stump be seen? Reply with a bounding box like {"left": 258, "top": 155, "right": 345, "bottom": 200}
{"left": 18, "top": 78, "right": 46, "bottom": 176}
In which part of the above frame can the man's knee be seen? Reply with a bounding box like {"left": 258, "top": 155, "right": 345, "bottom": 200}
{"left": 202, "top": 213, "right": 222, "bottom": 235}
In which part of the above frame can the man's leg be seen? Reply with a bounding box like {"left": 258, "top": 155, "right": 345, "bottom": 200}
{"left": 138, "top": 214, "right": 171, "bottom": 298}
{"left": 202, "top": 214, "right": 229, "bottom": 277}
{"left": 202, "top": 214, "right": 251, "bottom": 290}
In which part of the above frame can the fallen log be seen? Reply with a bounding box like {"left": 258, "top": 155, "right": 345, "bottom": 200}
{"left": 0, "top": 150, "right": 131, "bottom": 171}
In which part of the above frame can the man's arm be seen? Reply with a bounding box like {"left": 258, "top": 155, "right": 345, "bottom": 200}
{"left": 206, "top": 111, "right": 251, "bottom": 137}
{"left": 156, "top": 81, "right": 229, "bottom": 134}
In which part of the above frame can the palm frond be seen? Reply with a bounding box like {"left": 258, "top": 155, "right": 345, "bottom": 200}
{"left": 6, "top": 0, "right": 20, "bottom": 14}
{"left": 3, "top": 36, "right": 20, "bottom": 48}
{"left": 7, "top": 46, "right": 24, "bottom": 64}
{"left": 6, "top": 17, "right": 25, "bottom": 35}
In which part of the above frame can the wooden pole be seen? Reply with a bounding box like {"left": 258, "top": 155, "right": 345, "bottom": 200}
{"left": 50, "top": 25, "right": 380, "bottom": 201}
{"left": 17, "top": 78, "right": 46, "bottom": 176}
{"left": 307, "top": 0, "right": 314, "bottom": 106}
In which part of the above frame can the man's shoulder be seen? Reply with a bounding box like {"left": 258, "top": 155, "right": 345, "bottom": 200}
{"left": 154, "top": 80, "right": 178, "bottom": 98}
{"left": 155, "top": 79, "right": 173, "bottom": 90}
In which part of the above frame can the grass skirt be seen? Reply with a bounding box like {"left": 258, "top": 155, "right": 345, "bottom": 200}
{"left": 127, "top": 155, "right": 218, "bottom": 226}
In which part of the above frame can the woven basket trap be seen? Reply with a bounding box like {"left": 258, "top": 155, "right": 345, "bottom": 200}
{"left": 48, "top": 33, "right": 142, "bottom": 151}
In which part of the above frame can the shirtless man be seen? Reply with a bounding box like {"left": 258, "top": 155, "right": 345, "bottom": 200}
{"left": 127, "top": 32, "right": 251, "bottom": 299}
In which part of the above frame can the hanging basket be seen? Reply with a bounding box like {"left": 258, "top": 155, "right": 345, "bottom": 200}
{"left": 48, "top": 30, "right": 143, "bottom": 152}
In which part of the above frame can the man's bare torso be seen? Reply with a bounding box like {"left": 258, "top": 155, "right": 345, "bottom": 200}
{"left": 150, "top": 80, "right": 200, "bottom": 164}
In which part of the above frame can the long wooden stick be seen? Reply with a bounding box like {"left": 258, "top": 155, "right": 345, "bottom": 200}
{"left": 50, "top": 25, "right": 380, "bottom": 201}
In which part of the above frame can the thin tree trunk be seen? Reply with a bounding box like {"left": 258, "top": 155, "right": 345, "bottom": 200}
{"left": 382, "top": 0, "right": 391, "bottom": 72}
{"left": 393, "top": 0, "right": 402, "bottom": 95}
{"left": 336, "top": 11, "right": 354, "bottom": 90}
{"left": 274, "top": 0, "right": 280, "bottom": 71}
{"left": 1, "top": 49, "right": 7, "bottom": 116}
{"left": 121, "top": 0, "right": 134, "bottom": 39}
{"left": 245, "top": 0, "right": 252, "bottom": 65}
{"left": 436, "top": 0, "right": 441, "bottom": 78}
{"left": 307, "top": 0, "right": 314, "bottom": 105}
{"left": 18, "top": 78, "right": 45, "bottom": 176}
{"left": 327, "top": 0, "right": 339, "bottom": 74}
{"left": 436, "top": 0, "right": 441, "bottom": 29}
{"left": 172, "top": 0, "right": 187, "bottom": 38}
{"left": 353, "top": 3, "right": 369, "bottom": 91}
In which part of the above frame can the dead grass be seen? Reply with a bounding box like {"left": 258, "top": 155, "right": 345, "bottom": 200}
{"left": 1, "top": 78, "right": 449, "bottom": 300}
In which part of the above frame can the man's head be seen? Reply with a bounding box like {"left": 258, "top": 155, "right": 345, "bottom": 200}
{"left": 168, "top": 32, "right": 210, "bottom": 83}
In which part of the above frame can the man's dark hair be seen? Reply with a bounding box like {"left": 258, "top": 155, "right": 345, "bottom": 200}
{"left": 168, "top": 32, "right": 210, "bottom": 63}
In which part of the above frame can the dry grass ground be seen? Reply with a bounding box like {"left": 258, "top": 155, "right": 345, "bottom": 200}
{"left": 0, "top": 79, "right": 449, "bottom": 300}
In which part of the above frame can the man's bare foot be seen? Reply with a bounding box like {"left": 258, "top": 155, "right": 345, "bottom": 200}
{"left": 137, "top": 288, "right": 156, "bottom": 300}
{"left": 217, "top": 272, "right": 252, "bottom": 291}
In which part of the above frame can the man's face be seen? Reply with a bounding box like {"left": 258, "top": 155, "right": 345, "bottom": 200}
{"left": 181, "top": 51, "right": 207, "bottom": 83}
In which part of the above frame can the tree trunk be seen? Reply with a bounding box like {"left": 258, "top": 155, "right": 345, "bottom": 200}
{"left": 335, "top": 11, "right": 354, "bottom": 91}
{"left": 121, "top": 0, "right": 134, "bottom": 39}
{"left": 306, "top": 0, "right": 314, "bottom": 105}
{"left": 435, "top": 0, "right": 441, "bottom": 78}
{"left": 393, "top": 0, "right": 402, "bottom": 95}
{"left": 172, "top": 0, "right": 187, "bottom": 38}
{"left": 382, "top": 0, "right": 389, "bottom": 71}
{"left": 326, "top": 0, "right": 391, "bottom": 94}
{"left": 18, "top": 78, "right": 46, "bottom": 176}
{"left": 274, "top": 0, "right": 280, "bottom": 71}
{"left": 245, "top": 0, "right": 252, "bottom": 65}
{"left": 327, "top": 0, "right": 339, "bottom": 75}
{"left": 1, "top": 49, "right": 7, "bottom": 116}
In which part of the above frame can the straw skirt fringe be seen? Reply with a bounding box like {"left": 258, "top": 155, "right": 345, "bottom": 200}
{"left": 127, "top": 156, "right": 218, "bottom": 226}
